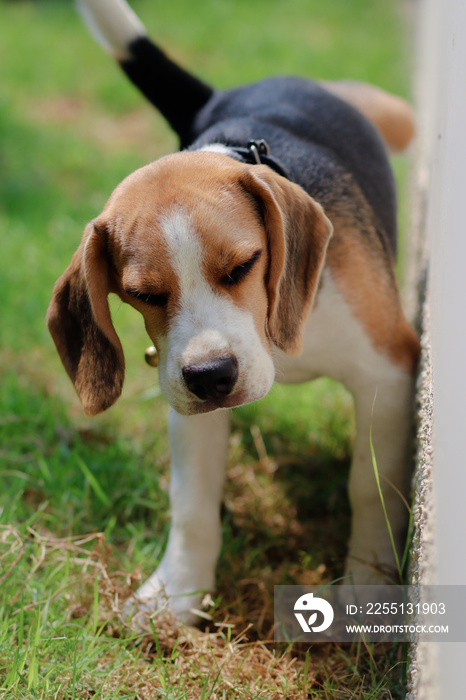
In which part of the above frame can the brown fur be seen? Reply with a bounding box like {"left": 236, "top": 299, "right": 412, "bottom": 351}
{"left": 239, "top": 165, "right": 333, "bottom": 353}
{"left": 321, "top": 80, "right": 415, "bottom": 153}
{"left": 327, "top": 230, "right": 420, "bottom": 373}
{"left": 46, "top": 225, "right": 125, "bottom": 416}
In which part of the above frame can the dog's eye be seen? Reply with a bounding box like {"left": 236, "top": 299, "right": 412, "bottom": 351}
{"left": 126, "top": 289, "right": 168, "bottom": 307}
{"left": 221, "top": 250, "right": 262, "bottom": 287}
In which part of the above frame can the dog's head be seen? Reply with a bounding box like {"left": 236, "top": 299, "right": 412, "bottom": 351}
{"left": 47, "top": 152, "right": 332, "bottom": 416}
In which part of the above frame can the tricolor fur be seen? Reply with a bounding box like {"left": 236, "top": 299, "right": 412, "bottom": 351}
{"left": 48, "top": 0, "right": 420, "bottom": 624}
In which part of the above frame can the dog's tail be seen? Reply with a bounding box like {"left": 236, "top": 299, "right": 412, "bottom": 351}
{"left": 321, "top": 80, "right": 415, "bottom": 153}
{"left": 77, "top": 0, "right": 214, "bottom": 146}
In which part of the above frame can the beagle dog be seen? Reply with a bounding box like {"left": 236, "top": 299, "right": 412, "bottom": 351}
{"left": 47, "top": 0, "right": 420, "bottom": 625}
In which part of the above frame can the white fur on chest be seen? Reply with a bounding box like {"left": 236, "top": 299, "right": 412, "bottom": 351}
{"left": 273, "top": 270, "right": 401, "bottom": 395}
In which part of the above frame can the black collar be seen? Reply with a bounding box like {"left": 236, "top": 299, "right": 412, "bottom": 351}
{"left": 229, "top": 140, "right": 290, "bottom": 180}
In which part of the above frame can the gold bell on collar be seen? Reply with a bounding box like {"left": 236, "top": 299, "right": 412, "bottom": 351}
{"left": 145, "top": 346, "right": 159, "bottom": 367}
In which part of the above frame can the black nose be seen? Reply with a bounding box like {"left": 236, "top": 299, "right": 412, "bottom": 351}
{"left": 182, "top": 356, "right": 239, "bottom": 401}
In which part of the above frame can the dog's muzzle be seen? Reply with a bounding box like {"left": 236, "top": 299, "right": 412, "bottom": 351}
{"left": 182, "top": 355, "right": 239, "bottom": 401}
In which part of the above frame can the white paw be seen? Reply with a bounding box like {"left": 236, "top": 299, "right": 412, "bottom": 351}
{"left": 123, "top": 571, "right": 207, "bottom": 629}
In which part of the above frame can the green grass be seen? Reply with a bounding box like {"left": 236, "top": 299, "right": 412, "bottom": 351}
{"left": 0, "top": 0, "right": 413, "bottom": 696}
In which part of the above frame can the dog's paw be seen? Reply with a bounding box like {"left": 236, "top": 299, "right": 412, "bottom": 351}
{"left": 123, "top": 571, "right": 206, "bottom": 629}
{"left": 343, "top": 553, "right": 399, "bottom": 586}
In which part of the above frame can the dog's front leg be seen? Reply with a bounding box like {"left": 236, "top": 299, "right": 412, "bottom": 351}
{"left": 345, "top": 365, "right": 415, "bottom": 584}
{"left": 129, "top": 407, "right": 230, "bottom": 625}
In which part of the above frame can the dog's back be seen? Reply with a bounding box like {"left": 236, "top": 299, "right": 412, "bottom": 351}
{"left": 190, "top": 76, "right": 399, "bottom": 251}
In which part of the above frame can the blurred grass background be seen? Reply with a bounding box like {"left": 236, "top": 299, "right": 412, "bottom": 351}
{"left": 0, "top": 0, "right": 413, "bottom": 696}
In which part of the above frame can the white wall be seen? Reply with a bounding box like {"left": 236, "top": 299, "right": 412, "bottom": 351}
{"left": 410, "top": 0, "right": 466, "bottom": 696}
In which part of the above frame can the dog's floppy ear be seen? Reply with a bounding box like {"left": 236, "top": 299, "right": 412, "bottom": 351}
{"left": 46, "top": 221, "right": 125, "bottom": 416}
{"left": 240, "top": 166, "right": 333, "bottom": 354}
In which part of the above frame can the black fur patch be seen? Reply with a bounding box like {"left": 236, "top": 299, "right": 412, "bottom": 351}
{"left": 120, "top": 37, "right": 214, "bottom": 148}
